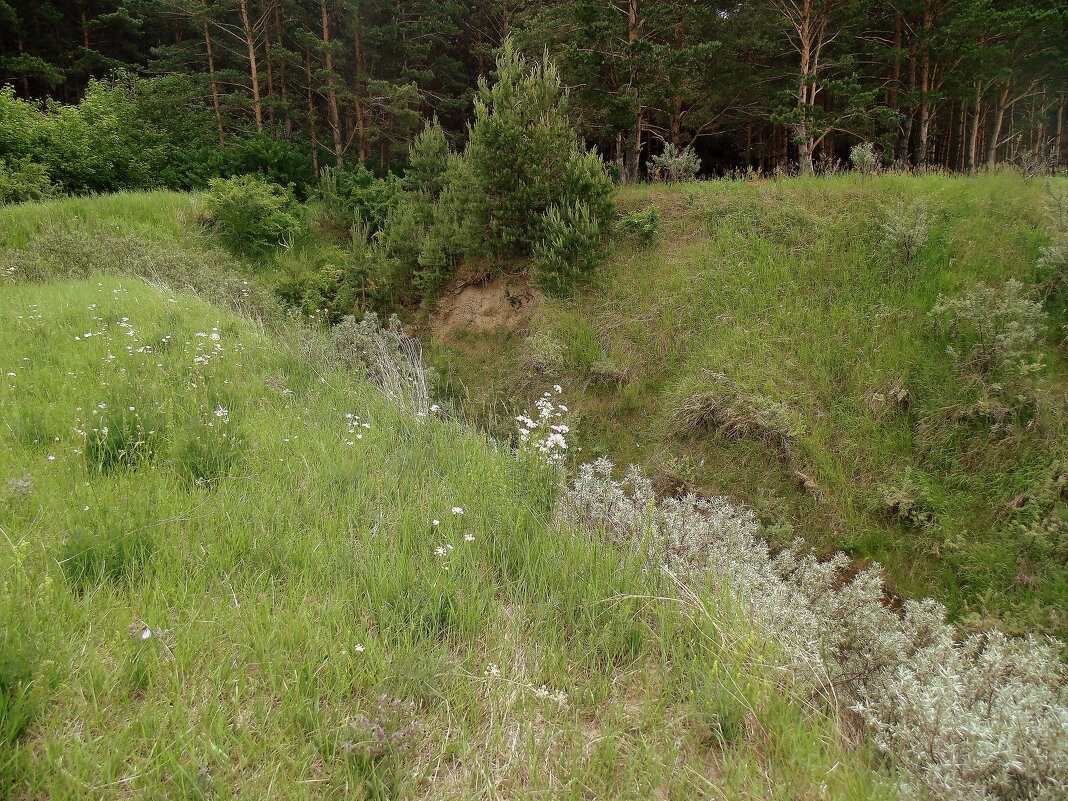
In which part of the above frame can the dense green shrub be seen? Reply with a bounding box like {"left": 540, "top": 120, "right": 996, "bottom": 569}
{"left": 0, "top": 157, "right": 55, "bottom": 204}
{"left": 402, "top": 118, "right": 453, "bottom": 199}
{"left": 224, "top": 133, "right": 315, "bottom": 194}
{"left": 618, "top": 206, "right": 660, "bottom": 246}
{"left": 447, "top": 40, "right": 614, "bottom": 266}
{"left": 202, "top": 175, "right": 301, "bottom": 257}
{"left": 314, "top": 164, "right": 400, "bottom": 234}
{"left": 0, "top": 77, "right": 310, "bottom": 197}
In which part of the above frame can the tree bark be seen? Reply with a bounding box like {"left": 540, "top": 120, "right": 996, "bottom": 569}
{"left": 203, "top": 18, "right": 225, "bottom": 145}
{"left": 967, "top": 89, "right": 982, "bottom": 173}
{"left": 238, "top": 0, "right": 264, "bottom": 133}
{"left": 319, "top": 0, "right": 343, "bottom": 165}
{"left": 986, "top": 83, "right": 1011, "bottom": 168}
{"left": 304, "top": 53, "right": 320, "bottom": 176}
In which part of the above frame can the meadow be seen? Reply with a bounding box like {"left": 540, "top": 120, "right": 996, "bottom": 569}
{"left": 0, "top": 269, "right": 890, "bottom": 798}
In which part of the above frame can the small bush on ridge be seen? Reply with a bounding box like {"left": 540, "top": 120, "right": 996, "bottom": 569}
{"left": 649, "top": 144, "right": 701, "bottom": 182}
{"left": 850, "top": 142, "right": 878, "bottom": 175}
{"left": 930, "top": 279, "right": 1047, "bottom": 375}
{"left": 618, "top": 206, "right": 660, "bottom": 246}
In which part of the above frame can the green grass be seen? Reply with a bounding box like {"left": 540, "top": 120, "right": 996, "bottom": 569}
{"left": 0, "top": 273, "right": 893, "bottom": 798}
{"left": 0, "top": 190, "right": 198, "bottom": 250}
{"left": 429, "top": 171, "right": 1068, "bottom": 636}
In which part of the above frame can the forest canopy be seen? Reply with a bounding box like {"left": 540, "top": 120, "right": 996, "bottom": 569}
{"left": 0, "top": 0, "right": 1066, "bottom": 185}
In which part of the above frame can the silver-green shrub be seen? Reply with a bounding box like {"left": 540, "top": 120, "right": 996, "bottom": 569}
{"left": 559, "top": 459, "right": 1068, "bottom": 801}
{"left": 850, "top": 142, "right": 878, "bottom": 175}
{"left": 330, "top": 312, "right": 430, "bottom": 418}
{"left": 930, "top": 279, "right": 1046, "bottom": 375}
{"left": 649, "top": 144, "right": 701, "bottom": 182}
{"left": 880, "top": 198, "right": 932, "bottom": 264}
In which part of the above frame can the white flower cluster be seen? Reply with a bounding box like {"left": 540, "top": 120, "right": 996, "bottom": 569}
{"left": 430, "top": 508, "right": 474, "bottom": 567}
{"left": 482, "top": 663, "right": 568, "bottom": 708}
{"left": 516, "top": 385, "right": 570, "bottom": 466}
{"left": 344, "top": 413, "right": 371, "bottom": 444}
{"left": 558, "top": 459, "right": 1068, "bottom": 801}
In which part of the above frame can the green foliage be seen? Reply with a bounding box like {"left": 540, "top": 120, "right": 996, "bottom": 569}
{"left": 402, "top": 118, "right": 453, "bottom": 199}
{"left": 314, "top": 165, "right": 400, "bottom": 234}
{"left": 203, "top": 175, "right": 301, "bottom": 257}
{"left": 618, "top": 206, "right": 660, "bottom": 246}
{"left": 448, "top": 40, "right": 614, "bottom": 268}
{"left": 532, "top": 202, "right": 604, "bottom": 297}
{"left": 649, "top": 144, "right": 701, "bottom": 182}
{"left": 0, "top": 157, "right": 55, "bottom": 204}
{"left": 84, "top": 403, "right": 163, "bottom": 473}
{"left": 61, "top": 524, "right": 156, "bottom": 592}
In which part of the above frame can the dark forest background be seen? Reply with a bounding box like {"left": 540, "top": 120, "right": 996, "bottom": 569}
{"left": 1, "top": 0, "right": 1066, "bottom": 189}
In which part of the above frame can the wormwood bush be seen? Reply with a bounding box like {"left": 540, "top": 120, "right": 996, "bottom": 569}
{"left": 930, "top": 279, "right": 1047, "bottom": 375}
{"left": 559, "top": 460, "right": 1068, "bottom": 801}
{"left": 532, "top": 201, "right": 603, "bottom": 297}
{"left": 331, "top": 312, "right": 431, "bottom": 417}
{"left": 850, "top": 142, "right": 878, "bottom": 175}
{"left": 881, "top": 197, "right": 932, "bottom": 264}
{"left": 649, "top": 144, "right": 701, "bottom": 182}
{"left": 202, "top": 174, "right": 300, "bottom": 257}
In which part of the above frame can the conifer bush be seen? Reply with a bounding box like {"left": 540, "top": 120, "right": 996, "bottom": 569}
{"left": 532, "top": 201, "right": 603, "bottom": 297}
{"left": 447, "top": 40, "right": 614, "bottom": 276}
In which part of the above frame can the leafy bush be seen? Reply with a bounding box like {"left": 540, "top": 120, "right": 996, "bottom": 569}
{"left": 930, "top": 279, "right": 1047, "bottom": 375}
{"left": 0, "top": 157, "right": 56, "bottom": 204}
{"left": 618, "top": 206, "right": 660, "bottom": 246}
{"left": 649, "top": 143, "right": 701, "bottom": 182}
{"left": 532, "top": 202, "right": 603, "bottom": 298}
{"left": 850, "top": 142, "right": 878, "bottom": 175}
{"left": 315, "top": 165, "right": 400, "bottom": 235}
{"left": 202, "top": 175, "right": 301, "bottom": 257}
{"left": 559, "top": 460, "right": 1068, "bottom": 801}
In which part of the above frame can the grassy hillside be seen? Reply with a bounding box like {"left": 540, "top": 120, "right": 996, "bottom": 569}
{"left": 428, "top": 172, "right": 1068, "bottom": 636}
{"left": 0, "top": 268, "right": 891, "bottom": 795}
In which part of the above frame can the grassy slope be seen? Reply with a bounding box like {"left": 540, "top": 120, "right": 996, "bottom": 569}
{"left": 0, "top": 252, "right": 890, "bottom": 794}
{"left": 429, "top": 172, "right": 1068, "bottom": 635}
